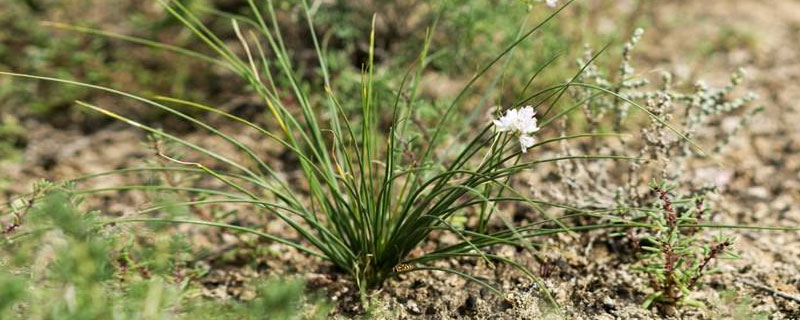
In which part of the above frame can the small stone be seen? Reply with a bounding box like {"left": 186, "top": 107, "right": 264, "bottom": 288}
{"left": 407, "top": 299, "right": 422, "bottom": 315}
{"left": 747, "top": 186, "right": 770, "bottom": 200}
{"left": 602, "top": 296, "right": 617, "bottom": 310}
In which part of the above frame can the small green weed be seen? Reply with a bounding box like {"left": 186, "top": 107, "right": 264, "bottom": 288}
{"left": 632, "top": 180, "right": 738, "bottom": 310}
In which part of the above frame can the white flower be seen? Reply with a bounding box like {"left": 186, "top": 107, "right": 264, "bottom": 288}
{"left": 493, "top": 105, "right": 540, "bottom": 153}
{"left": 492, "top": 108, "right": 519, "bottom": 133}
{"left": 545, "top": 0, "right": 558, "bottom": 8}
{"left": 515, "top": 106, "right": 538, "bottom": 134}
{"left": 519, "top": 135, "right": 536, "bottom": 153}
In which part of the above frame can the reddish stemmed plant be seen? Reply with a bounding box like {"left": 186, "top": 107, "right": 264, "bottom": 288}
{"left": 633, "top": 180, "right": 737, "bottom": 309}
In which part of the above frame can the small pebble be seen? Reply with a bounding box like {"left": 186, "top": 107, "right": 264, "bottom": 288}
{"left": 407, "top": 299, "right": 422, "bottom": 315}
{"left": 602, "top": 296, "right": 617, "bottom": 310}
{"left": 747, "top": 186, "right": 770, "bottom": 199}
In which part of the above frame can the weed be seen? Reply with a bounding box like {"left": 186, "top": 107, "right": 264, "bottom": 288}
{"left": 537, "top": 28, "right": 779, "bottom": 311}
{"left": 545, "top": 27, "right": 759, "bottom": 208}
{"left": 632, "top": 180, "right": 738, "bottom": 310}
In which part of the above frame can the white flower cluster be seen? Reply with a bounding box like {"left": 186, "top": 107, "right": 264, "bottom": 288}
{"left": 545, "top": 0, "right": 558, "bottom": 8}
{"left": 493, "top": 106, "right": 540, "bottom": 153}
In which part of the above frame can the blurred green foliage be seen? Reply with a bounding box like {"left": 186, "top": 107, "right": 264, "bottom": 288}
{"left": 0, "top": 184, "right": 330, "bottom": 319}
{"left": 0, "top": 1, "right": 233, "bottom": 170}
{"left": 0, "top": 0, "right": 644, "bottom": 127}
{"left": 0, "top": 0, "right": 225, "bottom": 161}
{"left": 0, "top": 0, "right": 652, "bottom": 170}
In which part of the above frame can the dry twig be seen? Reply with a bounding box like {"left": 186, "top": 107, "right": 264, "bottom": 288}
{"left": 738, "top": 279, "right": 800, "bottom": 304}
